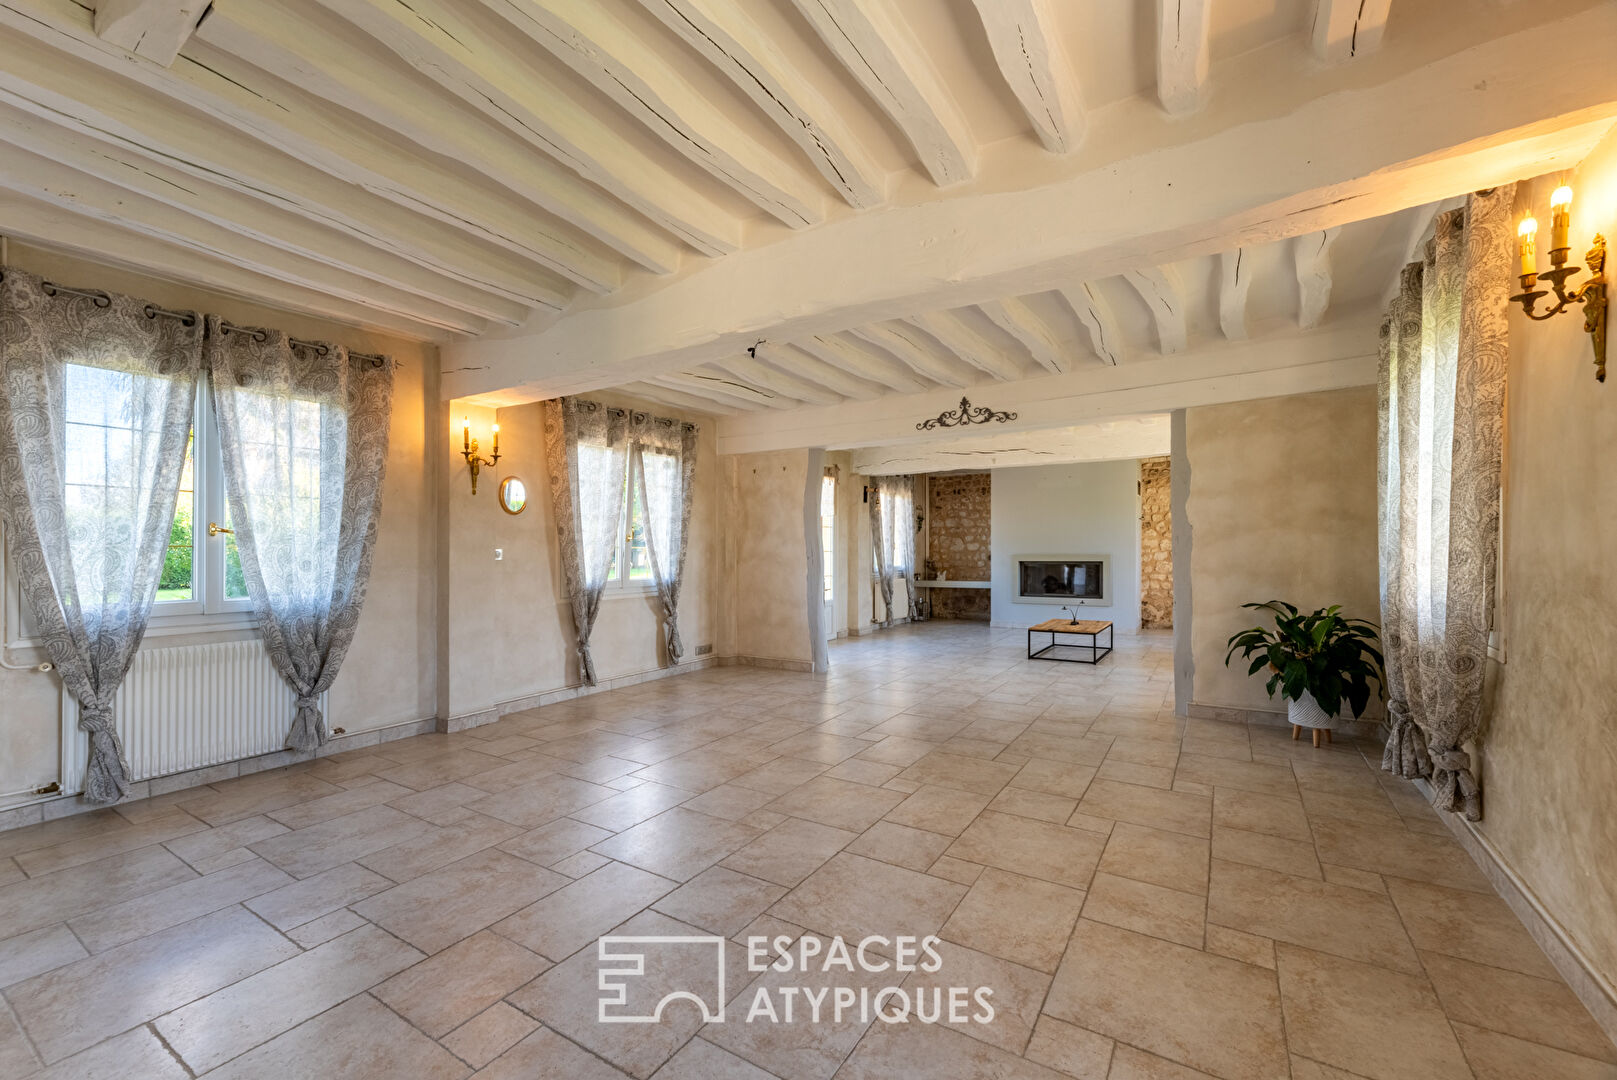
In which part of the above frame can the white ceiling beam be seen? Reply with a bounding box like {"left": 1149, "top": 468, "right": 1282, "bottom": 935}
{"left": 753, "top": 342, "right": 886, "bottom": 400}
{"left": 442, "top": 7, "right": 1617, "bottom": 400}
{"left": 1218, "top": 248, "right": 1251, "bottom": 341}
{"left": 1058, "top": 283, "right": 1124, "bottom": 366}
{"left": 319, "top": 0, "right": 740, "bottom": 258}
{"left": 1311, "top": 0, "right": 1394, "bottom": 65}
{"left": 853, "top": 416, "right": 1170, "bottom": 475}
{"left": 618, "top": 381, "right": 746, "bottom": 414}
{"left": 635, "top": 0, "right": 884, "bottom": 209}
{"left": 477, "top": 0, "right": 823, "bottom": 229}
{"left": 653, "top": 372, "right": 799, "bottom": 410}
{"left": 0, "top": 143, "right": 494, "bottom": 335}
{"left": 978, "top": 297, "right": 1067, "bottom": 375}
{"left": 0, "top": 3, "right": 581, "bottom": 311}
{"left": 717, "top": 318, "right": 1379, "bottom": 455}
{"left": 1124, "top": 267, "right": 1188, "bottom": 355}
{"left": 966, "top": 0, "right": 1082, "bottom": 153}
{"left": 782, "top": 0, "right": 975, "bottom": 187}
{"left": 198, "top": 0, "right": 680, "bottom": 277}
{"left": 794, "top": 335, "right": 934, "bottom": 395}
{"left": 0, "top": 101, "right": 528, "bottom": 328}
{"left": 906, "top": 310, "right": 1028, "bottom": 382}
{"left": 0, "top": 191, "right": 454, "bottom": 340}
{"left": 1294, "top": 227, "right": 1341, "bottom": 330}
{"left": 708, "top": 354, "right": 843, "bottom": 406}
{"left": 93, "top": 0, "right": 207, "bottom": 65}
{"left": 1156, "top": 0, "right": 1211, "bottom": 116}
{"left": 850, "top": 323, "right": 978, "bottom": 388}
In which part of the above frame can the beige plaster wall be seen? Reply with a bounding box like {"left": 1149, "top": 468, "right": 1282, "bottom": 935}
{"left": 725, "top": 449, "right": 813, "bottom": 665}
{"left": 0, "top": 243, "right": 439, "bottom": 797}
{"left": 440, "top": 391, "right": 724, "bottom": 721}
{"left": 1184, "top": 386, "right": 1381, "bottom": 714}
{"left": 1476, "top": 142, "right": 1617, "bottom": 991}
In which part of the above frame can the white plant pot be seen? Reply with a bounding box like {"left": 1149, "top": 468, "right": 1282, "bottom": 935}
{"left": 1287, "top": 691, "right": 1335, "bottom": 729}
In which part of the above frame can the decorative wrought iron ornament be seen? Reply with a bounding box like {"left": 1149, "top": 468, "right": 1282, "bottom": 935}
{"left": 916, "top": 396, "right": 1018, "bottom": 431}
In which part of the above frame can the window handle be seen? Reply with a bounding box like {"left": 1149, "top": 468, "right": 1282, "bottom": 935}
{"left": 207, "top": 522, "right": 233, "bottom": 537}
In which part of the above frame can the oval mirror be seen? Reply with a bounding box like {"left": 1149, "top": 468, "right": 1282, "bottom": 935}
{"left": 498, "top": 476, "right": 529, "bottom": 515}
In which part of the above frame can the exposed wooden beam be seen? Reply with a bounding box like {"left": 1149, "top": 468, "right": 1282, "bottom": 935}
{"left": 1311, "top": 0, "right": 1394, "bottom": 64}
{"left": 477, "top": 0, "right": 823, "bottom": 229}
{"left": 978, "top": 297, "right": 1067, "bottom": 375}
{"left": 782, "top": 0, "right": 975, "bottom": 187}
{"left": 1156, "top": 0, "right": 1211, "bottom": 116}
{"left": 198, "top": 0, "right": 681, "bottom": 277}
{"left": 0, "top": 101, "right": 528, "bottom": 327}
{"left": 0, "top": 142, "right": 494, "bottom": 335}
{"left": 93, "top": 0, "right": 207, "bottom": 65}
{"left": 708, "top": 353, "right": 843, "bottom": 405}
{"left": 0, "top": 191, "right": 453, "bottom": 339}
{"left": 319, "top": 0, "right": 741, "bottom": 257}
{"left": 794, "top": 335, "right": 934, "bottom": 395}
{"left": 850, "top": 323, "right": 978, "bottom": 388}
{"left": 1294, "top": 227, "right": 1341, "bottom": 330}
{"left": 853, "top": 416, "right": 1170, "bottom": 475}
{"left": 1059, "top": 283, "right": 1124, "bottom": 366}
{"left": 966, "top": 0, "right": 1082, "bottom": 153}
{"left": 620, "top": 381, "right": 746, "bottom": 414}
{"left": 753, "top": 342, "right": 886, "bottom": 400}
{"left": 635, "top": 0, "right": 884, "bottom": 209}
{"left": 1218, "top": 249, "right": 1251, "bottom": 341}
{"left": 443, "top": 7, "right": 1617, "bottom": 400}
{"left": 1125, "top": 267, "right": 1188, "bottom": 355}
{"left": 716, "top": 318, "right": 1380, "bottom": 455}
{"left": 653, "top": 372, "right": 799, "bottom": 410}
{"left": 0, "top": 4, "right": 581, "bottom": 310}
{"left": 906, "top": 310, "right": 1027, "bottom": 382}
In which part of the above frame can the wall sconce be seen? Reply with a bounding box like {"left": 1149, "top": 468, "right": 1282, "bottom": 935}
{"left": 1512, "top": 185, "right": 1608, "bottom": 382}
{"left": 460, "top": 416, "right": 500, "bottom": 495}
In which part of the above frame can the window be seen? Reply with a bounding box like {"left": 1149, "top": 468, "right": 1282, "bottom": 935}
{"left": 606, "top": 469, "right": 653, "bottom": 588}
{"left": 820, "top": 474, "right": 836, "bottom": 603}
{"left": 146, "top": 375, "right": 251, "bottom": 620}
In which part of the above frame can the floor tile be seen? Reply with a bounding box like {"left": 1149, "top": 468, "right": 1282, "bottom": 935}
{"left": 1082, "top": 871, "right": 1205, "bottom": 948}
{"left": 904, "top": 940, "right": 1052, "bottom": 1054}
{"left": 0, "top": 846, "right": 196, "bottom": 938}
{"left": 592, "top": 807, "right": 763, "bottom": 882}
{"left": 498, "top": 817, "right": 615, "bottom": 866}
{"left": 939, "top": 868, "right": 1084, "bottom": 973}
{"left": 764, "top": 776, "right": 907, "bottom": 832}
{"left": 771, "top": 852, "right": 966, "bottom": 942}
{"left": 897, "top": 753, "right": 1021, "bottom": 796}
{"left": 719, "top": 818, "right": 858, "bottom": 887}
{"left": 834, "top": 1019, "right": 1069, "bottom": 1080}
{"left": 373, "top": 929, "right": 548, "bottom": 1037}
{"left": 247, "top": 804, "right": 432, "bottom": 879}
{"left": 1422, "top": 950, "right": 1616, "bottom": 1062}
{"left": 493, "top": 859, "right": 678, "bottom": 960}
{"left": 1097, "top": 822, "right": 1210, "bottom": 895}
{"left": 1076, "top": 781, "right": 1211, "bottom": 839}
{"left": 27, "top": 1025, "right": 185, "bottom": 1080}
{"left": 67, "top": 857, "right": 291, "bottom": 953}
{"left": 883, "top": 785, "right": 993, "bottom": 836}
{"left": 845, "top": 821, "right": 953, "bottom": 871}
{"left": 0, "top": 925, "right": 86, "bottom": 990}
{"left": 469, "top": 1026, "right": 629, "bottom": 1079}
{"left": 1308, "top": 818, "right": 1492, "bottom": 893}
{"left": 1210, "top": 789, "right": 1311, "bottom": 843}
{"left": 649, "top": 1037, "right": 776, "bottom": 1080}
{"left": 1209, "top": 825, "right": 1320, "bottom": 880}
{"left": 653, "top": 866, "right": 788, "bottom": 937}
{"left": 1024, "top": 1015, "right": 1114, "bottom": 1079}
{"left": 946, "top": 811, "right": 1104, "bottom": 889}
{"left": 1384, "top": 875, "right": 1561, "bottom": 979}
{"left": 353, "top": 848, "right": 567, "bottom": 953}
{"left": 439, "top": 1002, "right": 538, "bottom": 1069}
{"left": 1451, "top": 1020, "right": 1617, "bottom": 1080}
{"left": 467, "top": 775, "right": 619, "bottom": 830}
{"left": 243, "top": 861, "right": 392, "bottom": 930}
{"left": 202, "top": 993, "right": 468, "bottom": 1080}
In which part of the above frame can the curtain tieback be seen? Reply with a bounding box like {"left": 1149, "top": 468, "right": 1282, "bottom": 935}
{"left": 1381, "top": 702, "right": 1432, "bottom": 781}
{"left": 285, "top": 694, "right": 327, "bottom": 754}
{"left": 1428, "top": 745, "right": 1483, "bottom": 821}
{"left": 295, "top": 694, "right": 320, "bottom": 711}
{"left": 78, "top": 702, "right": 116, "bottom": 730}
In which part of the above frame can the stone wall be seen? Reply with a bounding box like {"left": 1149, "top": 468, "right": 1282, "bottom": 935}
{"left": 1139, "top": 456, "right": 1173, "bottom": 629}
{"left": 925, "top": 472, "right": 991, "bottom": 621}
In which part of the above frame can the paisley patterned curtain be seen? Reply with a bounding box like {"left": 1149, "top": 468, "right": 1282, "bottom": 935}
{"left": 628, "top": 411, "right": 698, "bottom": 665}
{"left": 0, "top": 269, "right": 203, "bottom": 804}
{"left": 544, "top": 398, "right": 628, "bottom": 686}
{"left": 1378, "top": 186, "right": 1514, "bottom": 820}
{"left": 868, "top": 474, "right": 915, "bottom": 627}
{"left": 206, "top": 317, "right": 394, "bottom": 752}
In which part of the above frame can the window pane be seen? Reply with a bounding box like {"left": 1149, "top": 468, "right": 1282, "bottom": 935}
{"left": 820, "top": 476, "right": 835, "bottom": 602}
{"left": 222, "top": 496, "right": 248, "bottom": 599}
{"left": 625, "top": 481, "right": 652, "bottom": 581}
{"left": 157, "top": 432, "right": 196, "bottom": 602}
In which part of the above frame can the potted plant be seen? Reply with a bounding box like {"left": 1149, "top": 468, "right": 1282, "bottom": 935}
{"left": 1224, "top": 601, "right": 1384, "bottom": 745}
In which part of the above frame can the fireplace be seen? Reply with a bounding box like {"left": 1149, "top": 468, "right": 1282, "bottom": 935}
{"left": 1016, "top": 555, "right": 1111, "bottom": 605}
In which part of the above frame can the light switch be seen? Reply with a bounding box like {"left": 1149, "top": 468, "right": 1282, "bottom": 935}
{"left": 494, "top": 548, "right": 504, "bottom": 561}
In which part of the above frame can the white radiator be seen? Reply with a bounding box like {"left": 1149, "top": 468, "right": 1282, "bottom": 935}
{"left": 60, "top": 640, "right": 326, "bottom": 794}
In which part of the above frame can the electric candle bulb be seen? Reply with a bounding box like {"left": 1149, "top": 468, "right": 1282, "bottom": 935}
{"left": 1551, "top": 185, "right": 1573, "bottom": 252}
{"left": 1518, "top": 217, "right": 1538, "bottom": 278}
{"left": 462, "top": 417, "right": 469, "bottom": 453}
{"left": 491, "top": 423, "right": 499, "bottom": 455}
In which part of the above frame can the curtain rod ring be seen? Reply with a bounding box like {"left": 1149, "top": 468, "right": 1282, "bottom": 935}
{"left": 41, "top": 281, "right": 111, "bottom": 308}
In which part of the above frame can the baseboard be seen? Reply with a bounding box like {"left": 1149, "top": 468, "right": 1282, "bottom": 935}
{"left": 1187, "top": 701, "right": 1381, "bottom": 740}
{"left": 718, "top": 655, "right": 815, "bottom": 673}
{"left": 1415, "top": 778, "right": 1617, "bottom": 1045}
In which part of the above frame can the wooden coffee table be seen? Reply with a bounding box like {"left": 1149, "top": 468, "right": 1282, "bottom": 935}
{"left": 1027, "top": 618, "right": 1113, "bottom": 664}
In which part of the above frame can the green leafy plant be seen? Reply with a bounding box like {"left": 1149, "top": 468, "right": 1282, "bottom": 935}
{"left": 1224, "top": 601, "right": 1385, "bottom": 719}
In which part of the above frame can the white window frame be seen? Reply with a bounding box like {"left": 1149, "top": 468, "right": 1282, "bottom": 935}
{"left": 604, "top": 465, "right": 656, "bottom": 596}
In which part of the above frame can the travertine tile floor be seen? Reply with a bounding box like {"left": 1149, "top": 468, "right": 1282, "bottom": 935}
{"left": 1, "top": 623, "right": 1614, "bottom": 1078}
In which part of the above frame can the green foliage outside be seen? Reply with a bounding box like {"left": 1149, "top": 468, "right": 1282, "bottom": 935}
{"left": 158, "top": 501, "right": 193, "bottom": 601}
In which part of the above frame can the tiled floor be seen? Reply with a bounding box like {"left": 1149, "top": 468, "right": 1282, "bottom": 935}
{"left": 1, "top": 623, "right": 1613, "bottom": 1079}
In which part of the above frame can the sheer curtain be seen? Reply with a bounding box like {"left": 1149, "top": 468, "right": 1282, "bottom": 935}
{"left": 545, "top": 397, "right": 627, "bottom": 685}
{"left": 206, "top": 318, "right": 394, "bottom": 752}
{"left": 0, "top": 269, "right": 203, "bottom": 803}
{"left": 628, "top": 411, "right": 697, "bottom": 665}
{"left": 1378, "top": 186, "right": 1513, "bottom": 820}
{"left": 868, "top": 474, "right": 915, "bottom": 627}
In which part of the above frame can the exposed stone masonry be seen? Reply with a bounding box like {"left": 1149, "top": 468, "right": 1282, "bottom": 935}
{"left": 925, "top": 472, "right": 991, "bottom": 621}
{"left": 1140, "top": 456, "right": 1173, "bottom": 629}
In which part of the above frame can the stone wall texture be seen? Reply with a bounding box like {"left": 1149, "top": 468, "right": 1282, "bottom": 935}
{"left": 1139, "top": 456, "right": 1173, "bottom": 629}
{"left": 925, "top": 472, "right": 991, "bottom": 621}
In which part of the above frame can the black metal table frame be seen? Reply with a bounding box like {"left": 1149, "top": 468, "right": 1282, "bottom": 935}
{"left": 1028, "top": 622, "right": 1114, "bottom": 664}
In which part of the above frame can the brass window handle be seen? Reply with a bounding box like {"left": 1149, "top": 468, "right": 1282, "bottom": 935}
{"left": 207, "top": 522, "right": 233, "bottom": 537}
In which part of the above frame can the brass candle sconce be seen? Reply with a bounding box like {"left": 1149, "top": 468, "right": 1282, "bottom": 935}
{"left": 460, "top": 416, "right": 500, "bottom": 495}
{"left": 1512, "top": 186, "right": 1608, "bottom": 382}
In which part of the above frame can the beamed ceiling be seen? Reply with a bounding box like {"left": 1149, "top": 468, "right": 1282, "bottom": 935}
{"left": 3, "top": 0, "right": 1617, "bottom": 452}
